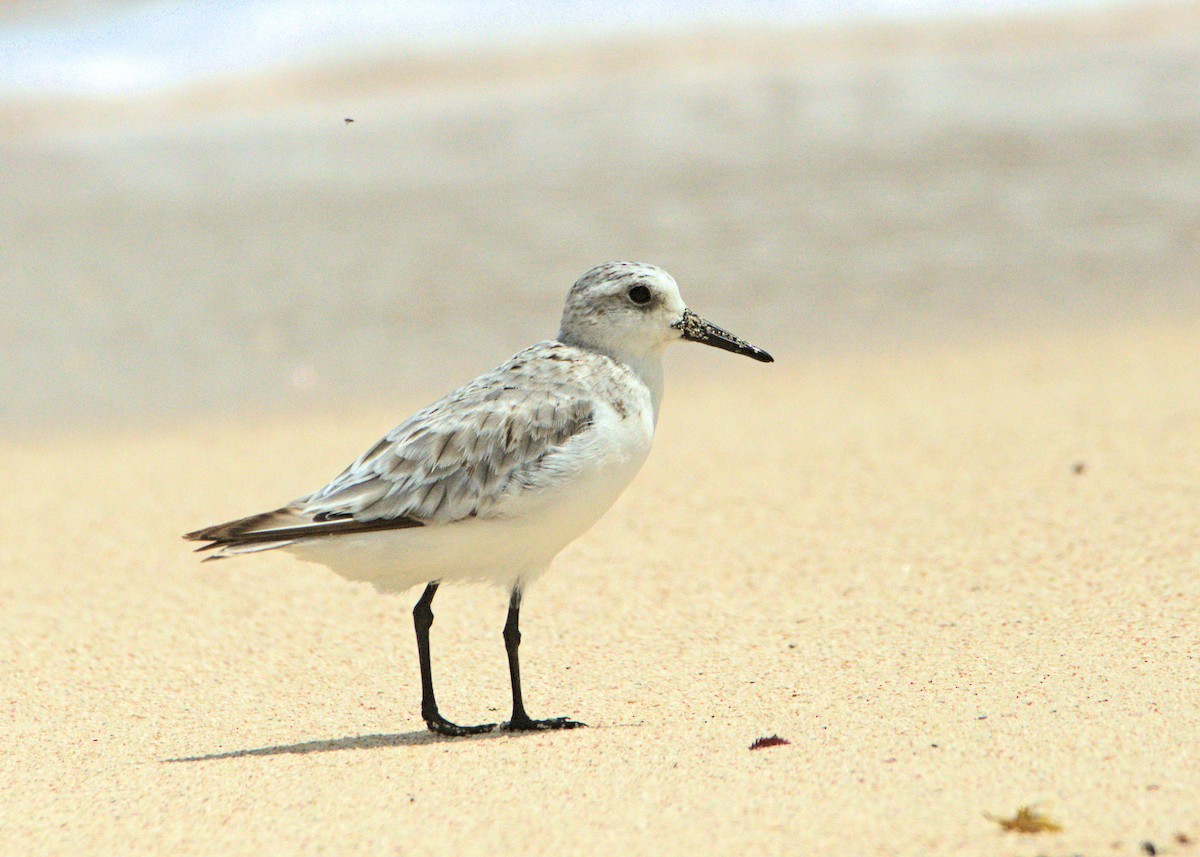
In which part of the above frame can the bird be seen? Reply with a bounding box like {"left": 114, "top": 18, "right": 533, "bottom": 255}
{"left": 185, "top": 261, "right": 773, "bottom": 736}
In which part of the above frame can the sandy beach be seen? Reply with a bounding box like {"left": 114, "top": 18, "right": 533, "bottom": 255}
{"left": 2, "top": 3, "right": 1199, "bottom": 855}
{"left": 4, "top": 323, "right": 1199, "bottom": 855}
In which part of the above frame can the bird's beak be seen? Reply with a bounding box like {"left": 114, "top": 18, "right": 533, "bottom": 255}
{"left": 672, "top": 309, "right": 774, "bottom": 363}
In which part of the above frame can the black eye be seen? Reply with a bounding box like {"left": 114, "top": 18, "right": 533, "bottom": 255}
{"left": 628, "top": 285, "right": 652, "bottom": 305}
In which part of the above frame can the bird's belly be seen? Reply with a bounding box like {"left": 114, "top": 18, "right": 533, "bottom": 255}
{"left": 285, "top": 515, "right": 563, "bottom": 592}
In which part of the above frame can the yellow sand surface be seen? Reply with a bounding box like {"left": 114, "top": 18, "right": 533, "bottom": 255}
{"left": 3, "top": 321, "right": 1197, "bottom": 855}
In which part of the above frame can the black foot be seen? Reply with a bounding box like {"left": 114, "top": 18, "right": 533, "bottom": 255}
{"left": 505, "top": 715, "right": 586, "bottom": 732}
{"left": 424, "top": 714, "right": 496, "bottom": 737}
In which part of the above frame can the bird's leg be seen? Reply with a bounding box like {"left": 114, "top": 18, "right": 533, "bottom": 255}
{"left": 503, "top": 586, "right": 585, "bottom": 731}
{"left": 413, "top": 582, "right": 495, "bottom": 737}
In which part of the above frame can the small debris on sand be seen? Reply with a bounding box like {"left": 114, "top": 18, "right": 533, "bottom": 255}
{"left": 984, "top": 805, "right": 1063, "bottom": 833}
{"left": 749, "top": 735, "right": 790, "bottom": 750}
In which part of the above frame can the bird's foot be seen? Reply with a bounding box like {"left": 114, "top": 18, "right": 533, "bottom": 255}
{"left": 424, "top": 714, "right": 496, "bottom": 737}
{"left": 504, "top": 715, "right": 586, "bottom": 732}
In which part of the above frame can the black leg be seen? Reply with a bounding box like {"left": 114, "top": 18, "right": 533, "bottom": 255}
{"left": 413, "top": 582, "right": 495, "bottom": 737}
{"left": 503, "top": 587, "right": 585, "bottom": 731}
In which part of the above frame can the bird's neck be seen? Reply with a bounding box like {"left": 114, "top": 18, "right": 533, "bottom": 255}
{"left": 624, "top": 351, "right": 665, "bottom": 423}
{"left": 558, "top": 333, "right": 666, "bottom": 423}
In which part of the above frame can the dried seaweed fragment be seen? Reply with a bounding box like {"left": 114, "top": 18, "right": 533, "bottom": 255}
{"left": 749, "top": 735, "right": 790, "bottom": 750}
{"left": 985, "top": 805, "right": 1063, "bottom": 834}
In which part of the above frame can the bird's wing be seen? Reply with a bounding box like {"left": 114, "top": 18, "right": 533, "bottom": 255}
{"left": 184, "top": 342, "right": 603, "bottom": 555}
{"left": 298, "top": 344, "right": 596, "bottom": 525}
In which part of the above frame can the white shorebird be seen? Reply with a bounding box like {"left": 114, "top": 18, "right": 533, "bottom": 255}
{"left": 186, "top": 261, "right": 772, "bottom": 736}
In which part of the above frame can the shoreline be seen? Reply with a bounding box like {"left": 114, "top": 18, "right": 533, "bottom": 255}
{"left": 3, "top": 2, "right": 1199, "bottom": 138}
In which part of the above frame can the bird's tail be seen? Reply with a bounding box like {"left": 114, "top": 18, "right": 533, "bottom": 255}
{"left": 183, "top": 507, "right": 306, "bottom": 561}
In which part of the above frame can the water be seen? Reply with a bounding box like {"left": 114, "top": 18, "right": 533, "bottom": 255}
{"left": 3, "top": 0, "right": 1192, "bottom": 437}
{"left": 1, "top": 0, "right": 1121, "bottom": 97}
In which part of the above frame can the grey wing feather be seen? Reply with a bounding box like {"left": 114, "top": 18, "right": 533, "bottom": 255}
{"left": 184, "top": 342, "right": 606, "bottom": 557}
{"left": 299, "top": 345, "right": 596, "bottom": 524}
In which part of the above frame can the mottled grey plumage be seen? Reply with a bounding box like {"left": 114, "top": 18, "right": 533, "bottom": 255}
{"left": 303, "top": 341, "right": 640, "bottom": 523}
{"left": 186, "top": 341, "right": 649, "bottom": 554}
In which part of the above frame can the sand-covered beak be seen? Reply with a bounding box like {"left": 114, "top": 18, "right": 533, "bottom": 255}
{"left": 672, "top": 309, "right": 774, "bottom": 363}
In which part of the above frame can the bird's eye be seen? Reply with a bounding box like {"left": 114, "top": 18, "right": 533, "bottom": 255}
{"left": 628, "top": 285, "right": 652, "bottom": 305}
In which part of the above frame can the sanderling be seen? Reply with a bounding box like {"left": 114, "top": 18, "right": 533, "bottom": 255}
{"left": 186, "top": 261, "right": 772, "bottom": 736}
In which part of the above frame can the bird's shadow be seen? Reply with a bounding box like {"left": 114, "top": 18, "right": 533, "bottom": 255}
{"left": 163, "top": 728, "right": 494, "bottom": 762}
{"left": 164, "top": 715, "right": 633, "bottom": 763}
{"left": 164, "top": 719, "right": 641, "bottom": 763}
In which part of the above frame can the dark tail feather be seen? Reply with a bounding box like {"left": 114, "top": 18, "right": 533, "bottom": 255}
{"left": 184, "top": 505, "right": 424, "bottom": 560}
{"left": 185, "top": 508, "right": 294, "bottom": 543}
{"left": 184, "top": 507, "right": 308, "bottom": 559}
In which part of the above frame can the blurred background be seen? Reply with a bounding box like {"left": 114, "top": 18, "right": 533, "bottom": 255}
{"left": 2, "top": 0, "right": 1198, "bottom": 436}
